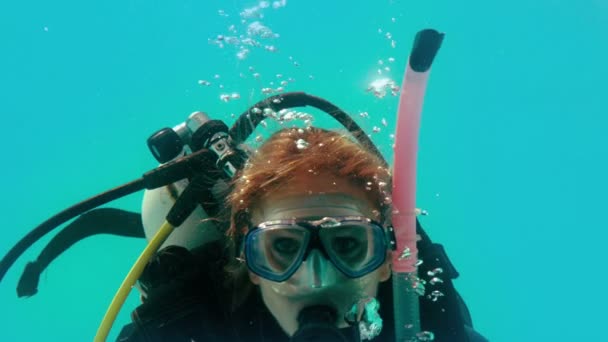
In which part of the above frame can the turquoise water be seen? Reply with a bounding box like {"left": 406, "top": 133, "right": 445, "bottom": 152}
{"left": 1, "top": 0, "right": 607, "bottom": 341}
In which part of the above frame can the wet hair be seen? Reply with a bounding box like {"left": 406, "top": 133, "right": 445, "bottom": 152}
{"left": 222, "top": 126, "right": 392, "bottom": 308}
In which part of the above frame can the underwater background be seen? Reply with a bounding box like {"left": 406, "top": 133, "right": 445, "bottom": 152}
{"left": 1, "top": 0, "right": 607, "bottom": 341}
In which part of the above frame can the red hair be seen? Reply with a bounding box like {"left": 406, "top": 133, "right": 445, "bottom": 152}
{"left": 220, "top": 127, "right": 392, "bottom": 309}
{"left": 227, "top": 126, "right": 392, "bottom": 239}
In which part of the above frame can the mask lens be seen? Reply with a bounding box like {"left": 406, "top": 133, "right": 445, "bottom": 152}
{"left": 319, "top": 223, "right": 386, "bottom": 278}
{"left": 246, "top": 226, "right": 309, "bottom": 282}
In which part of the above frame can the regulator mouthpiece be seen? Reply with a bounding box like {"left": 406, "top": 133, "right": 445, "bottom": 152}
{"left": 291, "top": 305, "right": 360, "bottom": 342}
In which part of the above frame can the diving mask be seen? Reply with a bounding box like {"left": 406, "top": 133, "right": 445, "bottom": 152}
{"left": 244, "top": 216, "right": 390, "bottom": 282}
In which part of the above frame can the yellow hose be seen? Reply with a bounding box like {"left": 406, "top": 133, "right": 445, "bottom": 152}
{"left": 94, "top": 220, "right": 175, "bottom": 342}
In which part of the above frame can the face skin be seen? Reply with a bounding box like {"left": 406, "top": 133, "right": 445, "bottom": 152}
{"left": 248, "top": 171, "right": 392, "bottom": 336}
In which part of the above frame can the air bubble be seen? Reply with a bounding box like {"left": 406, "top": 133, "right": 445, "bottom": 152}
{"left": 318, "top": 217, "right": 342, "bottom": 228}
{"left": 373, "top": 126, "right": 381, "bottom": 133}
{"left": 237, "top": 48, "right": 250, "bottom": 60}
{"left": 272, "top": 0, "right": 286, "bottom": 9}
{"left": 251, "top": 107, "right": 262, "bottom": 114}
{"left": 418, "top": 209, "right": 429, "bottom": 216}
{"left": 427, "top": 268, "right": 444, "bottom": 277}
{"left": 429, "top": 277, "right": 443, "bottom": 285}
{"left": 366, "top": 78, "right": 399, "bottom": 99}
{"left": 247, "top": 21, "right": 277, "bottom": 38}
{"left": 430, "top": 290, "right": 444, "bottom": 302}
{"left": 282, "top": 110, "right": 296, "bottom": 121}
{"left": 416, "top": 331, "right": 435, "bottom": 341}
{"left": 398, "top": 247, "right": 411, "bottom": 260}
{"left": 296, "top": 139, "right": 309, "bottom": 150}
{"left": 412, "top": 278, "right": 426, "bottom": 296}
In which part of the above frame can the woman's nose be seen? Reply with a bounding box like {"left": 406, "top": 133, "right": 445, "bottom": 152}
{"left": 302, "top": 249, "right": 339, "bottom": 288}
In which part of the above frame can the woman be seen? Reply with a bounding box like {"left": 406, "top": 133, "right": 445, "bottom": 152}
{"left": 118, "top": 127, "right": 488, "bottom": 341}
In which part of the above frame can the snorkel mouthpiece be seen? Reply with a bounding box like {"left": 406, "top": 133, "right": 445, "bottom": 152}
{"left": 292, "top": 306, "right": 360, "bottom": 342}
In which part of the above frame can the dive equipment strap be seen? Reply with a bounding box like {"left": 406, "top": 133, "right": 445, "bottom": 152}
{"left": 17, "top": 208, "right": 144, "bottom": 297}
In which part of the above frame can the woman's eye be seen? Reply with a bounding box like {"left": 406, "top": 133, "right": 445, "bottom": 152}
{"left": 332, "top": 237, "right": 360, "bottom": 254}
{"left": 273, "top": 238, "right": 301, "bottom": 254}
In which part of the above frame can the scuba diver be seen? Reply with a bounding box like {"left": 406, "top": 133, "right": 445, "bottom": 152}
{"left": 0, "top": 29, "right": 489, "bottom": 341}
{"left": 116, "top": 126, "right": 488, "bottom": 342}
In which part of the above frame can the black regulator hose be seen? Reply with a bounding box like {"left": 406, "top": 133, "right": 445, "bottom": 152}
{"left": 0, "top": 179, "right": 145, "bottom": 283}
{"left": 291, "top": 306, "right": 360, "bottom": 342}
{"left": 0, "top": 148, "right": 218, "bottom": 284}
{"left": 229, "top": 92, "right": 388, "bottom": 169}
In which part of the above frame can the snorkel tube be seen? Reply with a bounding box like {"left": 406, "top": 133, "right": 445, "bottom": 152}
{"left": 391, "top": 29, "right": 444, "bottom": 341}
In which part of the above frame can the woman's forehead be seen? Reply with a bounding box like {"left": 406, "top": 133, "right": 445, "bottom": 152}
{"left": 251, "top": 193, "right": 376, "bottom": 224}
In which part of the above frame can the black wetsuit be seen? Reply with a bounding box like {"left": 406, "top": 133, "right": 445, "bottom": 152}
{"left": 117, "top": 242, "right": 489, "bottom": 342}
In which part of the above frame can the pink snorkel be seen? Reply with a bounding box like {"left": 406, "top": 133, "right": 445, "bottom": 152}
{"left": 391, "top": 29, "right": 444, "bottom": 341}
